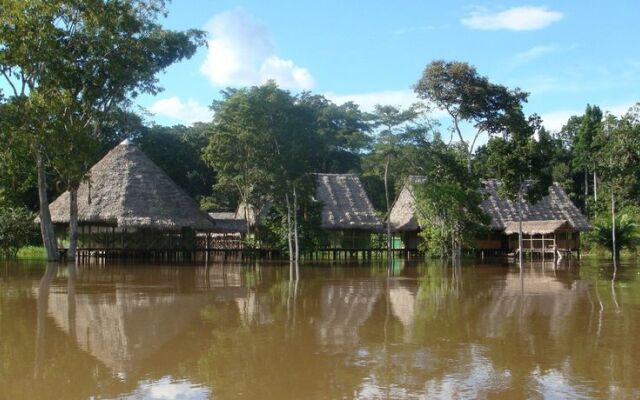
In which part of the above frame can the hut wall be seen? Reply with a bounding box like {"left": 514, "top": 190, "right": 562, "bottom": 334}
{"left": 506, "top": 230, "right": 581, "bottom": 252}
{"left": 402, "top": 231, "right": 421, "bottom": 251}
{"left": 475, "top": 231, "right": 504, "bottom": 250}
{"left": 324, "top": 230, "right": 377, "bottom": 249}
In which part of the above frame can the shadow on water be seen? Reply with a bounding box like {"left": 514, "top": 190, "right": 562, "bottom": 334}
{"left": 0, "top": 257, "right": 639, "bottom": 399}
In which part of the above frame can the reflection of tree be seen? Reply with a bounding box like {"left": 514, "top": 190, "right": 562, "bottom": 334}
{"left": 3, "top": 260, "right": 640, "bottom": 398}
{"left": 0, "top": 264, "right": 125, "bottom": 399}
{"left": 34, "top": 263, "right": 57, "bottom": 379}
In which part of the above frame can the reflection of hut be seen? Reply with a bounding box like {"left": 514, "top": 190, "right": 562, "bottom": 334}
{"left": 316, "top": 281, "right": 382, "bottom": 345}
{"left": 45, "top": 286, "right": 212, "bottom": 373}
{"left": 484, "top": 267, "right": 585, "bottom": 338}
{"left": 314, "top": 173, "right": 383, "bottom": 249}
{"left": 388, "top": 177, "right": 591, "bottom": 255}
{"left": 47, "top": 141, "right": 215, "bottom": 258}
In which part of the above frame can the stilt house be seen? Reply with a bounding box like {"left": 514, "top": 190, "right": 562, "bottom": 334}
{"left": 387, "top": 177, "right": 591, "bottom": 254}
{"left": 47, "top": 141, "right": 215, "bottom": 256}
{"left": 314, "top": 173, "right": 383, "bottom": 249}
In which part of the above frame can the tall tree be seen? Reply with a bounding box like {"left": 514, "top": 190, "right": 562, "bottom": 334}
{"left": 0, "top": 0, "right": 205, "bottom": 260}
{"left": 571, "top": 105, "right": 603, "bottom": 207}
{"left": 596, "top": 105, "right": 640, "bottom": 260}
{"left": 414, "top": 60, "right": 527, "bottom": 173}
{"left": 413, "top": 138, "right": 489, "bottom": 259}
{"left": 369, "top": 104, "right": 421, "bottom": 255}
{"left": 484, "top": 111, "right": 552, "bottom": 267}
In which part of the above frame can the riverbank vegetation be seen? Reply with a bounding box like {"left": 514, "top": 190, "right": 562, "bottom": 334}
{"left": 0, "top": 1, "right": 638, "bottom": 260}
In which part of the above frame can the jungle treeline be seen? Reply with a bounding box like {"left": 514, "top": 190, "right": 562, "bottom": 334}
{"left": 0, "top": 1, "right": 638, "bottom": 260}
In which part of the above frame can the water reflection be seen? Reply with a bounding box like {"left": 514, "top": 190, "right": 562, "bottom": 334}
{"left": 0, "top": 259, "right": 639, "bottom": 399}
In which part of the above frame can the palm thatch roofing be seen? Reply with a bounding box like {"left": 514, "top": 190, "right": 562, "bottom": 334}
{"left": 387, "top": 176, "right": 426, "bottom": 232}
{"left": 388, "top": 177, "right": 591, "bottom": 234}
{"left": 314, "top": 173, "right": 383, "bottom": 231}
{"left": 503, "top": 220, "right": 571, "bottom": 235}
{"left": 208, "top": 212, "right": 247, "bottom": 233}
{"left": 481, "top": 179, "right": 591, "bottom": 232}
{"left": 48, "top": 142, "right": 215, "bottom": 231}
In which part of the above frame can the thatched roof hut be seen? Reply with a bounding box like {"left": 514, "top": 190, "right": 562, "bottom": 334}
{"left": 388, "top": 177, "right": 591, "bottom": 234}
{"left": 313, "top": 173, "right": 382, "bottom": 231}
{"left": 480, "top": 179, "right": 591, "bottom": 232}
{"left": 48, "top": 141, "right": 215, "bottom": 231}
{"left": 208, "top": 212, "right": 247, "bottom": 234}
{"left": 387, "top": 176, "right": 426, "bottom": 232}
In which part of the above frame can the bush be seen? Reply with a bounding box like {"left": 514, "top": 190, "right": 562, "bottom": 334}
{"left": 584, "top": 207, "right": 640, "bottom": 258}
{"left": 0, "top": 206, "right": 38, "bottom": 258}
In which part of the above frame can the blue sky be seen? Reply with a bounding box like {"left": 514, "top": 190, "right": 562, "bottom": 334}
{"left": 139, "top": 1, "right": 640, "bottom": 137}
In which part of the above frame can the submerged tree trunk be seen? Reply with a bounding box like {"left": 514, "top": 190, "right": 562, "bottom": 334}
{"left": 518, "top": 189, "right": 524, "bottom": 269}
{"left": 293, "top": 186, "right": 299, "bottom": 263}
{"left": 68, "top": 186, "right": 79, "bottom": 262}
{"left": 285, "top": 193, "right": 293, "bottom": 263}
{"left": 384, "top": 156, "right": 392, "bottom": 258}
{"left": 593, "top": 171, "right": 598, "bottom": 203}
{"left": 612, "top": 191, "right": 617, "bottom": 261}
{"left": 36, "top": 150, "right": 59, "bottom": 261}
{"left": 584, "top": 170, "right": 589, "bottom": 208}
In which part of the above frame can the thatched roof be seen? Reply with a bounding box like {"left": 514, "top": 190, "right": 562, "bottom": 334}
{"left": 208, "top": 212, "right": 247, "bottom": 233}
{"left": 388, "top": 177, "right": 591, "bottom": 233}
{"left": 503, "top": 220, "right": 571, "bottom": 235}
{"left": 387, "top": 176, "right": 426, "bottom": 232}
{"left": 314, "top": 173, "right": 383, "bottom": 231}
{"left": 235, "top": 201, "right": 271, "bottom": 226}
{"left": 48, "top": 142, "right": 215, "bottom": 231}
{"left": 480, "top": 179, "right": 591, "bottom": 232}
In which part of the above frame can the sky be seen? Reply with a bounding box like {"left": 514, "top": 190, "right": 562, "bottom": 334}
{"left": 138, "top": 1, "right": 640, "bottom": 138}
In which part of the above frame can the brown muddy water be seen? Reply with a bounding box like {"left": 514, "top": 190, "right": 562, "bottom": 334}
{"left": 0, "top": 258, "right": 639, "bottom": 399}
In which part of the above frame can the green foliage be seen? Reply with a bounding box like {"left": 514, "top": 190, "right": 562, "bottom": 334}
{"left": 259, "top": 201, "right": 326, "bottom": 252}
{"left": 0, "top": 205, "right": 38, "bottom": 258}
{"left": 586, "top": 209, "right": 639, "bottom": 257}
{"left": 138, "top": 123, "right": 215, "bottom": 201}
{"left": 15, "top": 246, "right": 47, "bottom": 260}
{"left": 413, "top": 165, "right": 489, "bottom": 258}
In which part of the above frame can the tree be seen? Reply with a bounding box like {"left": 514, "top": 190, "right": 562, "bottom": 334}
{"left": 368, "top": 104, "right": 422, "bottom": 255}
{"left": 571, "top": 105, "right": 603, "bottom": 207}
{"left": 413, "top": 140, "right": 489, "bottom": 259}
{"left": 138, "top": 123, "right": 215, "bottom": 202}
{"left": 204, "top": 82, "right": 317, "bottom": 262}
{"left": 0, "top": 0, "right": 205, "bottom": 260}
{"left": 0, "top": 204, "right": 37, "bottom": 259}
{"left": 484, "top": 111, "right": 552, "bottom": 267}
{"left": 588, "top": 210, "right": 639, "bottom": 259}
{"left": 414, "top": 60, "right": 527, "bottom": 173}
{"left": 596, "top": 105, "right": 640, "bottom": 260}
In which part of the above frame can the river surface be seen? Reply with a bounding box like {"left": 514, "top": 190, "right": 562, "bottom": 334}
{"left": 1, "top": 258, "right": 639, "bottom": 399}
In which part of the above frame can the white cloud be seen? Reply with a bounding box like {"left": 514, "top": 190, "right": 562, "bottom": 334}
{"left": 541, "top": 102, "right": 636, "bottom": 133}
{"left": 148, "top": 97, "right": 213, "bottom": 125}
{"left": 462, "top": 6, "right": 563, "bottom": 31}
{"left": 200, "top": 9, "right": 314, "bottom": 90}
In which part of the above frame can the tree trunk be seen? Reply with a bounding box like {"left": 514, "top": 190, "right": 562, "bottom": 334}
{"left": 584, "top": 170, "right": 588, "bottom": 207}
{"left": 593, "top": 171, "right": 597, "bottom": 203}
{"left": 68, "top": 186, "right": 79, "bottom": 262}
{"left": 293, "top": 186, "right": 299, "bottom": 263}
{"left": 285, "top": 193, "right": 293, "bottom": 263}
{"left": 384, "top": 156, "right": 392, "bottom": 258}
{"left": 518, "top": 189, "right": 524, "bottom": 269}
{"left": 36, "top": 150, "right": 59, "bottom": 261}
{"left": 612, "top": 191, "right": 617, "bottom": 261}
